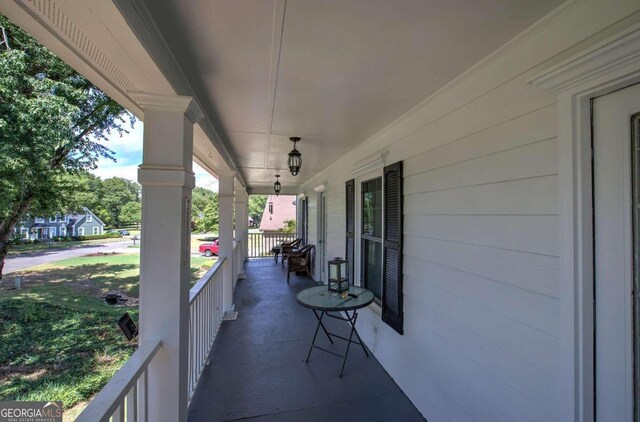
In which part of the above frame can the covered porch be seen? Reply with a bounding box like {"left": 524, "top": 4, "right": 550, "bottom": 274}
{"left": 3, "top": 1, "right": 640, "bottom": 421}
{"left": 188, "top": 259, "right": 422, "bottom": 421}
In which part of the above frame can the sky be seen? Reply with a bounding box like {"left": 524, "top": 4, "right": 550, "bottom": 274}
{"left": 90, "top": 119, "right": 219, "bottom": 191}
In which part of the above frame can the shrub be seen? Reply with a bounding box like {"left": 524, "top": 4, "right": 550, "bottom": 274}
{"left": 72, "top": 233, "right": 121, "bottom": 241}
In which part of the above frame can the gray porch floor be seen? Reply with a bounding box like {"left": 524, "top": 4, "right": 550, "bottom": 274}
{"left": 188, "top": 258, "right": 425, "bottom": 421}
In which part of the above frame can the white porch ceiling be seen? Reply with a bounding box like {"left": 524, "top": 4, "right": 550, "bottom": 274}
{"left": 140, "top": 0, "right": 562, "bottom": 192}
{"left": 1, "top": 0, "right": 563, "bottom": 193}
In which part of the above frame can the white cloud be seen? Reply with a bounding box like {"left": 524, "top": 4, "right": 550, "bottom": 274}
{"left": 92, "top": 163, "right": 140, "bottom": 182}
{"left": 99, "top": 119, "right": 144, "bottom": 155}
{"left": 90, "top": 120, "right": 219, "bottom": 191}
{"left": 194, "top": 162, "right": 218, "bottom": 192}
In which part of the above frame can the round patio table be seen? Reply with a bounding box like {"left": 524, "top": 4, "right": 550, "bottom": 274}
{"left": 296, "top": 285, "right": 374, "bottom": 377}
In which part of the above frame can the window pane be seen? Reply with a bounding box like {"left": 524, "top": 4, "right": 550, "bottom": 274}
{"left": 362, "top": 178, "right": 382, "bottom": 238}
{"left": 363, "top": 238, "right": 382, "bottom": 299}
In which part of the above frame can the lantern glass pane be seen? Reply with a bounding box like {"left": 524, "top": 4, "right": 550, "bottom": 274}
{"left": 340, "top": 261, "right": 348, "bottom": 281}
{"left": 329, "top": 263, "right": 337, "bottom": 280}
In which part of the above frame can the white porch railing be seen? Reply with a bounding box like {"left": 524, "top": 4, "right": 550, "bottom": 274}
{"left": 75, "top": 341, "right": 161, "bottom": 422}
{"left": 232, "top": 240, "right": 243, "bottom": 288}
{"left": 188, "top": 257, "right": 225, "bottom": 401}
{"left": 76, "top": 257, "right": 228, "bottom": 420}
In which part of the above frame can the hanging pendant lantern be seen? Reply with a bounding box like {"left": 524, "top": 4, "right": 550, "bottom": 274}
{"left": 273, "top": 174, "right": 281, "bottom": 196}
{"left": 288, "top": 137, "right": 302, "bottom": 176}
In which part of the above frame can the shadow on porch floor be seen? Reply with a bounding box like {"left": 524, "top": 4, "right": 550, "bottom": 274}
{"left": 188, "top": 258, "right": 424, "bottom": 421}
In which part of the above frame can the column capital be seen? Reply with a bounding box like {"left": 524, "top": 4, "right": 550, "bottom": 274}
{"left": 138, "top": 165, "right": 196, "bottom": 189}
{"left": 216, "top": 170, "right": 237, "bottom": 178}
{"left": 218, "top": 194, "right": 235, "bottom": 202}
{"left": 131, "top": 92, "right": 204, "bottom": 123}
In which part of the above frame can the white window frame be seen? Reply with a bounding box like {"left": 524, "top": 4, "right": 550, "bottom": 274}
{"left": 78, "top": 227, "right": 85, "bottom": 236}
{"left": 49, "top": 216, "right": 56, "bottom": 223}
{"left": 35, "top": 217, "right": 44, "bottom": 223}
{"left": 93, "top": 227, "right": 99, "bottom": 235}
{"left": 353, "top": 165, "right": 384, "bottom": 313}
{"left": 353, "top": 173, "right": 384, "bottom": 304}
{"left": 86, "top": 213, "right": 93, "bottom": 223}
{"left": 59, "top": 226, "right": 66, "bottom": 236}
{"left": 51, "top": 227, "right": 56, "bottom": 237}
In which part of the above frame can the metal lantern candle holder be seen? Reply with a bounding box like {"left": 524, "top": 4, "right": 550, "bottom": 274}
{"left": 273, "top": 174, "right": 281, "bottom": 196}
{"left": 328, "top": 257, "right": 349, "bottom": 294}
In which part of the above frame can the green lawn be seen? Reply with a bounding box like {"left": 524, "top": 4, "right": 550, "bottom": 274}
{"left": 0, "top": 253, "right": 215, "bottom": 416}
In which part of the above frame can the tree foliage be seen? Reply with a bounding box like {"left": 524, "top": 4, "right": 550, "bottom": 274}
{"left": 281, "top": 218, "right": 296, "bottom": 233}
{"left": 190, "top": 187, "right": 218, "bottom": 233}
{"left": 0, "top": 15, "right": 132, "bottom": 277}
{"left": 119, "top": 201, "right": 141, "bottom": 227}
{"left": 101, "top": 177, "right": 140, "bottom": 227}
{"left": 248, "top": 195, "right": 267, "bottom": 227}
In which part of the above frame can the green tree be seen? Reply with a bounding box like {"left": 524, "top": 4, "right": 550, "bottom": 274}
{"left": 281, "top": 218, "right": 296, "bottom": 233}
{"left": 119, "top": 201, "right": 141, "bottom": 227}
{"left": 0, "top": 15, "right": 132, "bottom": 277}
{"left": 191, "top": 187, "right": 217, "bottom": 232}
{"left": 197, "top": 202, "right": 219, "bottom": 234}
{"left": 101, "top": 177, "right": 140, "bottom": 227}
{"left": 67, "top": 171, "right": 107, "bottom": 214}
{"left": 248, "top": 195, "right": 267, "bottom": 227}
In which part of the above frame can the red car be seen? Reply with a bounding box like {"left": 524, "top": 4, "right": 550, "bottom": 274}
{"left": 199, "top": 240, "right": 219, "bottom": 257}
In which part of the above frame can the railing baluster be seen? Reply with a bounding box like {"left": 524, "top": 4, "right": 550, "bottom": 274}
{"left": 139, "top": 369, "right": 148, "bottom": 422}
{"left": 126, "top": 383, "right": 137, "bottom": 422}
{"left": 187, "top": 258, "right": 226, "bottom": 404}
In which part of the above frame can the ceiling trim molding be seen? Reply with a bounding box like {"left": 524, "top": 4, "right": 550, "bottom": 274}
{"left": 313, "top": 184, "right": 326, "bottom": 193}
{"left": 299, "top": 0, "right": 584, "bottom": 195}
{"left": 19, "top": 0, "right": 138, "bottom": 92}
{"left": 1, "top": 0, "right": 142, "bottom": 116}
{"left": 352, "top": 151, "right": 388, "bottom": 177}
{"left": 528, "top": 22, "right": 640, "bottom": 93}
{"left": 112, "top": 0, "right": 245, "bottom": 187}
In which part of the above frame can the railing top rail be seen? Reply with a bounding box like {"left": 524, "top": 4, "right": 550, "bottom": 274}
{"left": 189, "top": 257, "right": 225, "bottom": 304}
{"left": 75, "top": 341, "right": 162, "bottom": 422}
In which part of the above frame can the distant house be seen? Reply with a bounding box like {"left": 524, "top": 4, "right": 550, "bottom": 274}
{"left": 258, "top": 195, "right": 296, "bottom": 233}
{"left": 14, "top": 207, "right": 105, "bottom": 239}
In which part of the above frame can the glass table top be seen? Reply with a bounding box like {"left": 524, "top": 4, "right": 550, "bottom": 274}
{"left": 296, "top": 286, "right": 374, "bottom": 311}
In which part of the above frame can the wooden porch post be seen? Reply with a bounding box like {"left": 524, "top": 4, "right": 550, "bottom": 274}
{"left": 135, "top": 93, "right": 202, "bottom": 422}
{"left": 218, "top": 172, "right": 235, "bottom": 313}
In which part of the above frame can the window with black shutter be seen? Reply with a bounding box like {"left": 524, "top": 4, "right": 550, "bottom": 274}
{"left": 382, "top": 161, "right": 404, "bottom": 334}
{"left": 345, "top": 179, "right": 355, "bottom": 283}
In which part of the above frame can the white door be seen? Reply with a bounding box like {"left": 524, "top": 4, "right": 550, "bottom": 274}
{"left": 593, "top": 82, "right": 640, "bottom": 421}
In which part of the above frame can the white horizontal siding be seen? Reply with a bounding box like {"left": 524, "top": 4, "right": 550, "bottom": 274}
{"left": 404, "top": 138, "right": 557, "bottom": 194}
{"left": 405, "top": 175, "right": 558, "bottom": 216}
{"left": 298, "top": 2, "right": 640, "bottom": 420}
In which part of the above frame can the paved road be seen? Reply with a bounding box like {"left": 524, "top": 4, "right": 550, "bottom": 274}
{"left": 2, "top": 240, "right": 134, "bottom": 275}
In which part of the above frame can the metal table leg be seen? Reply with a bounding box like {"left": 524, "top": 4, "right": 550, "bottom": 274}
{"left": 304, "top": 308, "right": 370, "bottom": 377}
{"left": 312, "top": 310, "right": 334, "bottom": 344}
{"left": 306, "top": 310, "right": 333, "bottom": 362}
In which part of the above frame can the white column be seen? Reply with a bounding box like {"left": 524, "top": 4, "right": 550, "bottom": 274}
{"left": 234, "top": 187, "right": 247, "bottom": 278}
{"left": 218, "top": 172, "right": 235, "bottom": 312}
{"left": 135, "top": 93, "right": 202, "bottom": 422}
{"left": 243, "top": 191, "right": 249, "bottom": 263}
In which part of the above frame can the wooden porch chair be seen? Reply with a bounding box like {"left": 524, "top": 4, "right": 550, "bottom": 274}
{"left": 286, "top": 244, "right": 315, "bottom": 284}
{"left": 280, "top": 238, "right": 302, "bottom": 267}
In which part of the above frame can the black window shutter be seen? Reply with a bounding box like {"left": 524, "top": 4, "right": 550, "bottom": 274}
{"left": 383, "top": 161, "right": 404, "bottom": 334}
{"left": 345, "top": 179, "right": 355, "bottom": 284}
